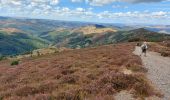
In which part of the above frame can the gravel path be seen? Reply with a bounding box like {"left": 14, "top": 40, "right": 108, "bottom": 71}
{"left": 134, "top": 46, "right": 170, "bottom": 100}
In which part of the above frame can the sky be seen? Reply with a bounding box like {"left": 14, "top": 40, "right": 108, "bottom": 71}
{"left": 0, "top": 0, "right": 170, "bottom": 25}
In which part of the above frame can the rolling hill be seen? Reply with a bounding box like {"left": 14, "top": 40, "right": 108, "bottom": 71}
{"left": 0, "top": 16, "right": 97, "bottom": 36}
{"left": 72, "top": 25, "right": 117, "bottom": 35}
{"left": 118, "top": 28, "right": 170, "bottom": 42}
{"left": 145, "top": 25, "right": 170, "bottom": 34}
{"left": 40, "top": 27, "right": 170, "bottom": 49}
{"left": 0, "top": 30, "right": 49, "bottom": 56}
{"left": 1, "top": 16, "right": 170, "bottom": 56}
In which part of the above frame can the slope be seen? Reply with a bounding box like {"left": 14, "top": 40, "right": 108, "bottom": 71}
{"left": 121, "top": 28, "right": 170, "bottom": 42}
{"left": 40, "top": 27, "right": 170, "bottom": 49}
{"left": 0, "top": 31, "right": 49, "bottom": 56}
{"left": 0, "top": 43, "right": 161, "bottom": 100}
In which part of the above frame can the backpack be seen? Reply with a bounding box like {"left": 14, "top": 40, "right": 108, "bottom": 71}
{"left": 142, "top": 44, "right": 147, "bottom": 50}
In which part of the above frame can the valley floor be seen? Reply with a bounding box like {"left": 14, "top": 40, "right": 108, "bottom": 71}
{"left": 134, "top": 46, "right": 170, "bottom": 100}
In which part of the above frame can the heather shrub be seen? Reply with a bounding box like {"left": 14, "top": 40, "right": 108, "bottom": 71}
{"left": 0, "top": 43, "right": 158, "bottom": 99}
{"left": 61, "top": 69, "right": 75, "bottom": 75}
{"left": 166, "top": 42, "right": 170, "bottom": 47}
{"left": 0, "top": 96, "right": 3, "bottom": 100}
{"left": 160, "top": 51, "right": 170, "bottom": 57}
{"left": 86, "top": 74, "right": 97, "bottom": 80}
{"left": 56, "top": 89, "right": 88, "bottom": 100}
{"left": 0, "top": 56, "right": 4, "bottom": 61}
{"left": 128, "top": 38, "right": 141, "bottom": 42}
{"left": 37, "top": 82, "right": 57, "bottom": 93}
{"left": 34, "top": 94, "right": 51, "bottom": 100}
{"left": 11, "top": 60, "right": 19, "bottom": 66}
{"left": 15, "top": 86, "right": 39, "bottom": 96}
{"left": 60, "top": 75, "right": 79, "bottom": 84}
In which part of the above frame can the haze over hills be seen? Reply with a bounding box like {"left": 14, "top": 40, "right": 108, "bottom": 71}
{"left": 0, "top": 16, "right": 170, "bottom": 56}
{"left": 145, "top": 25, "right": 170, "bottom": 34}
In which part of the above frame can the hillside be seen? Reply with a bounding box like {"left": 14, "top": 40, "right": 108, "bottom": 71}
{"left": 0, "top": 30, "right": 49, "bottom": 56}
{"left": 39, "top": 25, "right": 119, "bottom": 48}
{"left": 0, "top": 16, "right": 94, "bottom": 36}
{"left": 0, "top": 43, "right": 160, "bottom": 99}
{"left": 0, "top": 28, "right": 23, "bottom": 34}
{"left": 123, "top": 28, "right": 170, "bottom": 42}
{"left": 40, "top": 27, "right": 170, "bottom": 49}
{"left": 72, "top": 26, "right": 117, "bottom": 35}
{"left": 1, "top": 16, "right": 170, "bottom": 56}
{"left": 145, "top": 25, "right": 170, "bottom": 34}
{"left": 1, "top": 25, "right": 170, "bottom": 56}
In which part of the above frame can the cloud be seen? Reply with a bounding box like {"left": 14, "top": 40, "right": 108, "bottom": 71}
{"left": 96, "top": 11, "right": 169, "bottom": 21}
{"left": 86, "top": 0, "right": 167, "bottom": 6}
{"left": 0, "top": 0, "right": 22, "bottom": 6}
{"left": 71, "top": 0, "right": 83, "bottom": 2}
{"left": 50, "top": 0, "right": 59, "bottom": 5}
{"left": 0, "top": 0, "right": 59, "bottom": 7}
{"left": 0, "top": 0, "right": 170, "bottom": 24}
{"left": 112, "top": 5, "right": 128, "bottom": 8}
{"left": 76, "top": 7, "right": 85, "bottom": 12}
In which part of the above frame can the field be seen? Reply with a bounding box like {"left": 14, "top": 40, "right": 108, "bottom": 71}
{"left": 0, "top": 43, "right": 160, "bottom": 100}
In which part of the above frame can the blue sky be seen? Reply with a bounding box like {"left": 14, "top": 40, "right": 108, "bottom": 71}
{"left": 0, "top": 0, "right": 170, "bottom": 24}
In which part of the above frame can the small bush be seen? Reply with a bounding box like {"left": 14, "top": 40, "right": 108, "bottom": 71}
{"left": 136, "top": 42, "right": 142, "bottom": 46}
{"left": 164, "top": 42, "right": 170, "bottom": 47}
{"left": 160, "top": 51, "right": 170, "bottom": 57}
{"left": 0, "top": 56, "right": 5, "bottom": 61}
{"left": 128, "top": 38, "right": 141, "bottom": 42}
{"left": 0, "top": 96, "right": 3, "bottom": 100}
{"left": 0, "top": 57, "right": 3, "bottom": 61}
{"left": 60, "top": 75, "right": 79, "bottom": 84}
{"left": 11, "top": 60, "right": 19, "bottom": 66}
{"left": 15, "top": 86, "right": 38, "bottom": 96}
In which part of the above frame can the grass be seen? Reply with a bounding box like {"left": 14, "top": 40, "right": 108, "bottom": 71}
{"left": 0, "top": 43, "right": 160, "bottom": 99}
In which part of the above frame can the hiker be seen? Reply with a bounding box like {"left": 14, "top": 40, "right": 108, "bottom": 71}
{"left": 140, "top": 41, "right": 148, "bottom": 57}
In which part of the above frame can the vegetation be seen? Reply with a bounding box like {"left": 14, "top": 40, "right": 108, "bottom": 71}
{"left": 0, "top": 31, "right": 49, "bottom": 56}
{"left": 0, "top": 43, "right": 160, "bottom": 99}
{"left": 11, "top": 60, "right": 19, "bottom": 66}
{"left": 149, "top": 42, "right": 170, "bottom": 57}
{"left": 0, "top": 55, "right": 4, "bottom": 61}
{"left": 1, "top": 19, "right": 170, "bottom": 57}
{"left": 0, "top": 16, "right": 168, "bottom": 100}
{"left": 40, "top": 28, "right": 170, "bottom": 49}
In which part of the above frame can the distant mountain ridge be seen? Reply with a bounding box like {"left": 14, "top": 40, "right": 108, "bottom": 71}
{"left": 0, "top": 16, "right": 170, "bottom": 56}
{"left": 40, "top": 27, "right": 170, "bottom": 49}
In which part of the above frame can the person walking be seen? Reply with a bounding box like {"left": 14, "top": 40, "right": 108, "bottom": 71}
{"left": 140, "top": 41, "right": 148, "bottom": 57}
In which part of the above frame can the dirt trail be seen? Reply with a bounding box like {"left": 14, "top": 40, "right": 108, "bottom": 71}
{"left": 134, "top": 46, "right": 170, "bottom": 100}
